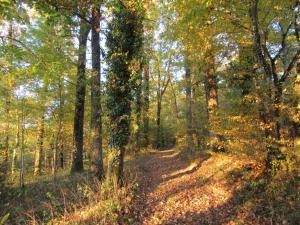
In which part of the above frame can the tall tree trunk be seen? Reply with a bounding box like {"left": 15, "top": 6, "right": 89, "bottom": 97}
{"left": 143, "top": 63, "right": 150, "bottom": 147}
{"left": 135, "top": 70, "right": 143, "bottom": 151}
{"left": 34, "top": 109, "right": 45, "bottom": 176}
{"left": 71, "top": 18, "right": 90, "bottom": 173}
{"left": 170, "top": 79, "right": 179, "bottom": 123}
{"left": 156, "top": 98, "right": 162, "bottom": 149}
{"left": 204, "top": 53, "right": 218, "bottom": 125}
{"left": 34, "top": 81, "right": 48, "bottom": 176}
{"left": 12, "top": 108, "right": 20, "bottom": 174}
{"left": 185, "top": 65, "right": 193, "bottom": 151}
{"left": 20, "top": 99, "right": 25, "bottom": 189}
{"left": 156, "top": 69, "right": 162, "bottom": 149}
{"left": 3, "top": 22, "right": 13, "bottom": 179}
{"left": 90, "top": 5, "right": 104, "bottom": 180}
{"left": 204, "top": 51, "right": 223, "bottom": 152}
{"left": 106, "top": 1, "right": 143, "bottom": 187}
{"left": 53, "top": 78, "right": 64, "bottom": 178}
{"left": 4, "top": 89, "right": 10, "bottom": 176}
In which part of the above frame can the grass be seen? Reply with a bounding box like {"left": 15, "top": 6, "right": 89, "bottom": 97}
{"left": 0, "top": 168, "right": 137, "bottom": 224}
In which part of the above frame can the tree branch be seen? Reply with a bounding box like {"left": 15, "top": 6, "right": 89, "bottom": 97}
{"left": 279, "top": 48, "right": 300, "bottom": 83}
{"left": 250, "top": 0, "right": 273, "bottom": 77}
{"left": 273, "top": 23, "right": 293, "bottom": 62}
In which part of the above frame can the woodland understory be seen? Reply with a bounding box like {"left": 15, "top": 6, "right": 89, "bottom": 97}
{"left": 0, "top": 0, "right": 300, "bottom": 224}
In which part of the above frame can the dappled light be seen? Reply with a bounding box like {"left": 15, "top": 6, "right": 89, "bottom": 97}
{"left": 0, "top": 0, "right": 299, "bottom": 224}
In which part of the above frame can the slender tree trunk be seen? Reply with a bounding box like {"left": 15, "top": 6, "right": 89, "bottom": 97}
{"left": 143, "top": 64, "right": 150, "bottom": 147}
{"left": 20, "top": 99, "right": 25, "bottom": 189}
{"left": 53, "top": 78, "right": 64, "bottom": 178}
{"left": 156, "top": 97, "right": 162, "bottom": 149}
{"left": 90, "top": 5, "right": 104, "bottom": 180}
{"left": 170, "top": 80, "right": 179, "bottom": 123}
{"left": 135, "top": 70, "right": 143, "bottom": 151}
{"left": 71, "top": 18, "right": 90, "bottom": 173}
{"left": 4, "top": 90, "right": 10, "bottom": 176}
{"left": 34, "top": 110, "right": 45, "bottom": 176}
{"left": 3, "top": 22, "right": 13, "bottom": 178}
{"left": 156, "top": 69, "right": 162, "bottom": 149}
{"left": 34, "top": 80, "right": 48, "bottom": 176}
{"left": 185, "top": 65, "right": 193, "bottom": 151}
{"left": 12, "top": 109, "right": 20, "bottom": 174}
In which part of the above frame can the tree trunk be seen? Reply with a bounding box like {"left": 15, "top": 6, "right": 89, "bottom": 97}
{"left": 53, "top": 77, "right": 64, "bottom": 178}
{"left": 34, "top": 111, "right": 45, "bottom": 176}
{"left": 170, "top": 80, "right": 179, "bottom": 123}
{"left": 143, "top": 64, "right": 150, "bottom": 147}
{"left": 4, "top": 90, "right": 10, "bottom": 177}
{"left": 12, "top": 109, "right": 20, "bottom": 174}
{"left": 20, "top": 99, "right": 25, "bottom": 189}
{"left": 156, "top": 97, "right": 162, "bottom": 149}
{"left": 185, "top": 65, "right": 194, "bottom": 151}
{"left": 135, "top": 70, "right": 143, "bottom": 151}
{"left": 204, "top": 52, "right": 218, "bottom": 127}
{"left": 90, "top": 5, "right": 104, "bottom": 180}
{"left": 71, "top": 18, "right": 90, "bottom": 173}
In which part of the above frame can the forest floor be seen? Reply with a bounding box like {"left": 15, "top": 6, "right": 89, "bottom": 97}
{"left": 126, "top": 148, "right": 299, "bottom": 225}
{"left": 1, "top": 145, "right": 298, "bottom": 224}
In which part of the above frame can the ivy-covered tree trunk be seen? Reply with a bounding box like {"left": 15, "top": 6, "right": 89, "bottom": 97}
{"left": 185, "top": 65, "right": 194, "bottom": 152}
{"left": 90, "top": 4, "right": 104, "bottom": 180}
{"left": 106, "top": 0, "right": 144, "bottom": 187}
{"left": 204, "top": 51, "right": 224, "bottom": 152}
{"left": 71, "top": 18, "right": 90, "bottom": 173}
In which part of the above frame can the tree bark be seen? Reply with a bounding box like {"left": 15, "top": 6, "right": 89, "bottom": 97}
{"left": 53, "top": 77, "right": 64, "bottom": 178}
{"left": 71, "top": 18, "right": 90, "bottom": 173}
{"left": 90, "top": 5, "right": 104, "bottom": 180}
{"left": 34, "top": 80, "right": 48, "bottom": 176}
{"left": 135, "top": 70, "right": 143, "bottom": 151}
{"left": 20, "top": 99, "right": 25, "bottom": 189}
{"left": 34, "top": 110, "right": 45, "bottom": 176}
{"left": 156, "top": 98, "right": 162, "bottom": 149}
{"left": 12, "top": 108, "right": 20, "bottom": 174}
{"left": 185, "top": 65, "right": 194, "bottom": 151}
{"left": 204, "top": 52, "right": 218, "bottom": 122}
{"left": 143, "top": 63, "right": 150, "bottom": 147}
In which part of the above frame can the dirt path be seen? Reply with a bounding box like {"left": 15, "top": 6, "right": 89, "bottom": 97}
{"left": 128, "top": 149, "right": 258, "bottom": 225}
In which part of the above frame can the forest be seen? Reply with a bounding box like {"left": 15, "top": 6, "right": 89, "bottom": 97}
{"left": 0, "top": 0, "right": 299, "bottom": 224}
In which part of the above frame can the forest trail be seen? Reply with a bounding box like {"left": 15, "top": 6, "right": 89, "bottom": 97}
{"left": 128, "top": 149, "right": 257, "bottom": 225}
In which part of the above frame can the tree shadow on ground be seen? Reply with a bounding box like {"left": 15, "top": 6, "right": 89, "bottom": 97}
{"left": 161, "top": 167, "right": 300, "bottom": 225}
{"left": 126, "top": 150, "right": 300, "bottom": 225}
{"left": 125, "top": 149, "right": 212, "bottom": 224}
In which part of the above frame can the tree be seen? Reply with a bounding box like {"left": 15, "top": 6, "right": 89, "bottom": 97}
{"left": 106, "top": 0, "right": 144, "bottom": 186}
{"left": 90, "top": 2, "right": 104, "bottom": 180}
{"left": 71, "top": 16, "right": 90, "bottom": 173}
{"left": 185, "top": 62, "right": 194, "bottom": 152}
{"left": 250, "top": 0, "right": 300, "bottom": 140}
